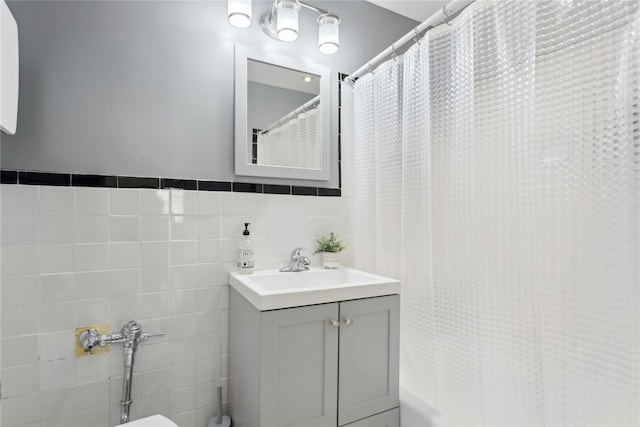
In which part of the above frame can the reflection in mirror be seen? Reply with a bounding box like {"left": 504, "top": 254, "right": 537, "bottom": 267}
{"left": 247, "top": 60, "right": 321, "bottom": 169}
{"left": 235, "top": 44, "right": 331, "bottom": 181}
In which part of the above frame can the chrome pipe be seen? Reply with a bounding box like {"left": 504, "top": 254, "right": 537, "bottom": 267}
{"left": 120, "top": 345, "right": 136, "bottom": 424}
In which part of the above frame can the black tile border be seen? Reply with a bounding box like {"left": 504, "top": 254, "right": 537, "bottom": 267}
{"left": 0, "top": 170, "right": 341, "bottom": 197}
{"left": 198, "top": 180, "right": 232, "bottom": 192}
{"left": 263, "top": 184, "right": 291, "bottom": 195}
{"left": 292, "top": 186, "right": 318, "bottom": 196}
{"left": 72, "top": 174, "right": 117, "bottom": 188}
{"left": 1, "top": 170, "right": 18, "bottom": 184}
{"left": 20, "top": 171, "right": 70, "bottom": 186}
{"left": 161, "top": 178, "right": 197, "bottom": 190}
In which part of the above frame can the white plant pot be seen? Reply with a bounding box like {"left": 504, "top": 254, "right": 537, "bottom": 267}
{"left": 321, "top": 252, "right": 340, "bottom": 269}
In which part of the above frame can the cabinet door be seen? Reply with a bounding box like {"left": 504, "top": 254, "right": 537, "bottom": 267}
{"left": 260, "top": 303, "right": 340, "bottom": 427}
{"left": 338, "top": 295, "right": 400, "bottom": 426}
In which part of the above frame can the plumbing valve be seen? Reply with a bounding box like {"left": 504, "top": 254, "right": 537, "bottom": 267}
{"left": 78, "top": 320, "right": 164, "bottom": 352}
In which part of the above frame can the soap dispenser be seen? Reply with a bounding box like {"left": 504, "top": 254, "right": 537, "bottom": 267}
{"left": 237, "top": 222, "right": 254, "bottom": 274}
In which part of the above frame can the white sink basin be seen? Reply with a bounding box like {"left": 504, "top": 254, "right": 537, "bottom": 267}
{"left": 229, "top": 267, "right": 400, "bottom": 310}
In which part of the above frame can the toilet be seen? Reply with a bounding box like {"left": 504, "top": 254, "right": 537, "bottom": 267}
{"left": 114, "top": 414, "right": 178, "bottom": 427}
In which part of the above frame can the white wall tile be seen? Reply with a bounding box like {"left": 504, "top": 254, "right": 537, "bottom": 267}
{"left": 170, "top": 361, "right": 196, "bottom": 389}
{"left": 40, "top": 358, "right": 76, "bottom": 390}
{"left": 2, "top": 335, "right": 39, "bottom": 368}
{"left": 196, "top": 334, "right": 220, "bottom": 360}
{"left": 76, "top": 215, "right": 109, "bottom": 243}
{"left": 109, "top": 242, "right": 141, "bottom": 269}
{"left": 139, "top": 368, "right": 171, "bottom": 397}
{"left": 170, "top": 241, "right": 196, "bottom": 266}
{"left": 75, "top": 244, "right": 109, "bottom": 272}
{"left": 2, "top": 275, "right": 39, "bottom": 306}
{"left": 76, "top": 353, "right": 109, "bottom": 384}
{"left": 2, "top": 245, "right": 38, "bottom": 276}
{"left": 76, "top": 187, "right": 109, "bottom": 215}
{"left": 40, "top": 273, "right": 76, "bottom": 303}
{"left": 140, "top": 292, "right": 170, "bottom": 320}
{"left": 40, "top": 331, "right": 75, "bottom": 361}
{"left": 109, "top": 216, "right": 141, "bottom": 242}
{"left": 169, "top": 337, "right": 196, "bottom": 365}
{"left": 1, "top": 392, "right": 41, "bottom": 426}
{"left": 196, "top": 381, "right": 216, "bottom": 409}
{"left": 1, "top": 215, "right": 38, "bottom": 245}
{"left": 220, "top": 216, "right": 245, "bottom": 239}
{"left": 135, "top": 341, "right": 169, "bottom": 372}
{"left": 75, "top": 298, "right": 109, "bottom": 325}
{"left": 75, "top": 380, "right": 109, "bottom": 412}
{"left": 171, "top": 215, "right": 197, "bottom": 240}
{"left": 1, "top": 364, "right": 40, "bottom": 397}
{"left": 196, "top": 311, "right": 221, "bottom": 336}
{"left": 1, "top": 184, "right": 39, "bottom": 215}
{"left": 169, "top": 313, "right": 198, "bottom": 339}
{"left": 197, "top": 192, "right": 221, "bottom": 215}
{"left": 196, "top": 404, "right": 216, "bottom": 427}
{"left": 195, "top": 288, "right": 216, "bottom": 312}
{"left": 39, "top": 244, "right": 74, "bottom": 274}
{"left": 137, "top": 392, "right": 171, "bottom": 419}
{"left": 111, "top": 189, "right": 140, "bottom": 215}
{"left": 108, "top": 269, "right": 140, "bottom": 296}
{"left": 196, "top": 239, "right": 221, "bottom": 264}
{"left": 39, "top": 215, "right": 75, "bottom": 244}
{"left": 196, "top": 215, "right": 220, "bottom": 239}
{"left": 220, "top": 239, "right": 239, "bottom": 264}
{"left": 110, "top": 294, "right": 140, "bottom": 323}
{"left": 141, "top": 241, "right": 169, "bottom": 267}
{"left": 170, "top": 289, "right": 197, "bottom": 315}
{"left": 40, "top": 386, "right": 75, "bottom": 420}
{"left": 170, "top": 190, "right": 197, "bottom": 215}
{"left": 221, "top": 192, "right": 245, "bottom": 217}
{"left": 39, "top": 302, "right": 76, "bottom": 332}
{"left": 196, "top": 358, "right": 219, "bottom": 385}
{"left": 142, "top": 215, "right": 170, "bottom": 241}
{"left": 75, "top": 271, "right": 111, "bottom": 299}
{"left": 170, "top": 386, "right": 196, "bottom": 416}
{"left": 40, "top": 187, "right": 74, "bottom": 215}
{"left": 1, "top": 304, "right": 39, "bottom": 337}
{"left": 196, "top": 263, "right": 223, "bottom": 287}
{"left": 141, "top": 189, "right": 170, "bottom": 215}
{"left": 170, "top": 265, "right": 197, "bottom": 289}
{"left": 141, "top": 267, "right": 170, "bottom": 293}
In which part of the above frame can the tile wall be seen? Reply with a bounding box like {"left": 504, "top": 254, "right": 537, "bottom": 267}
{"left": 0, "top": 184, "right": 352, "bottom": 427}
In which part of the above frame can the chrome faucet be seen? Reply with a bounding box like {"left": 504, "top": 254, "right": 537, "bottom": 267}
{"left": 280, "top": 247, "right": 311, "bottom": 272}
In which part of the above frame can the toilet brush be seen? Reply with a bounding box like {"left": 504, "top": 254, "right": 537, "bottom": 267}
{"left": 208, "top": 385, "right": 231, "bottom": 427}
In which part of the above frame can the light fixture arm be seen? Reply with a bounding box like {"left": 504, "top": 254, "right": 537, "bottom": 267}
{"left": 298, "top": 1, "right": 330, "bottom": 15}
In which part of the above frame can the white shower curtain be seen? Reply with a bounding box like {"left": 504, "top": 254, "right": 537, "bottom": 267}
{"left": 345, "top": 0, "right": 639, "bottom": 425}
{"left": 257, "top": 106, "right": 320, "bottom": 169}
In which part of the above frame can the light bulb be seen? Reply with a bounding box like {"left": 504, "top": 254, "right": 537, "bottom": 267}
{"left": 318, "top": 13, "right": 340, "bottom": 54}
{"left": 276, "top": 0, "right": 300, "bottom": 42}
{"left": 228, "top": 0, "right": 252, "bottom": 28}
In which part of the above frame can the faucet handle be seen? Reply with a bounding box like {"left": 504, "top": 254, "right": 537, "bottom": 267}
{"left": 290, "top": 247, "right": 306, "bottom": 258}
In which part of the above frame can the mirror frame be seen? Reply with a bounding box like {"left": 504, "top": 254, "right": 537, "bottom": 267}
{"left": 234, "top": 44, "right": 332, "bottom": 181}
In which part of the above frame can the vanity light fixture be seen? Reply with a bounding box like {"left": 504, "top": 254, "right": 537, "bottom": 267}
{"left": 229, "top": 0, "right": 341, "bottom": 54}
{"left": 228, "top": 0, "right": 252, "bottom": 28}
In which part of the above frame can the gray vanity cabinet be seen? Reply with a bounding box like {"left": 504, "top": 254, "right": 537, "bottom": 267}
{"left": 229, "top": 289, "right": 400, "bottom": 427}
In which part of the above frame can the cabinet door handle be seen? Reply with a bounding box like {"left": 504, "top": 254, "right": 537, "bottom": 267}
{"left": 329, "top": 319, "right": 340, "bottom": 328}
{"left": 343, "top": 317, "right": 353, "bottom": 326}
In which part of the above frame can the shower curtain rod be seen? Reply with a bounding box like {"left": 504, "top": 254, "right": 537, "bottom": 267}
{"left": 260, "top": 95, "right": 320, "bottom": 134}
{"left": 346, "top": 0, "right": 475, "bottom": 83}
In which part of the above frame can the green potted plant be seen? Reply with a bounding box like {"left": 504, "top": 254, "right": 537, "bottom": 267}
{"left": 314, "top": 232, "right": 346, "bottom": 269}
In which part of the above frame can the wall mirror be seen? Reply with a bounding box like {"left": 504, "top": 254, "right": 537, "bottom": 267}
{"left": 235, "top": 44, "right": 331, "bottom": 180}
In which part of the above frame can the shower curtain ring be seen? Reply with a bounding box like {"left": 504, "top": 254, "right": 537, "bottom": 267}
{"left": 413, "top": 27, "right": 421, "bottom": 45}
{"left": 368, "top": 61, "right": 373, "bottom": 74}
{"left": 442, "top": 5, "right": 452, "bottom": 26}
{"left": 391, "top": 44, "right": 397, "bottom": 61}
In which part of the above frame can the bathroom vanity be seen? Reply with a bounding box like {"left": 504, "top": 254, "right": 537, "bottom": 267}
{"left": 229, "top": 268, "right": 400, "bottom": 427}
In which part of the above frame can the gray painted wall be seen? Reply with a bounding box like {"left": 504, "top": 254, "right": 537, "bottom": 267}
{"left": 1, "top": 1, "right": 416, "bottom": 187}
